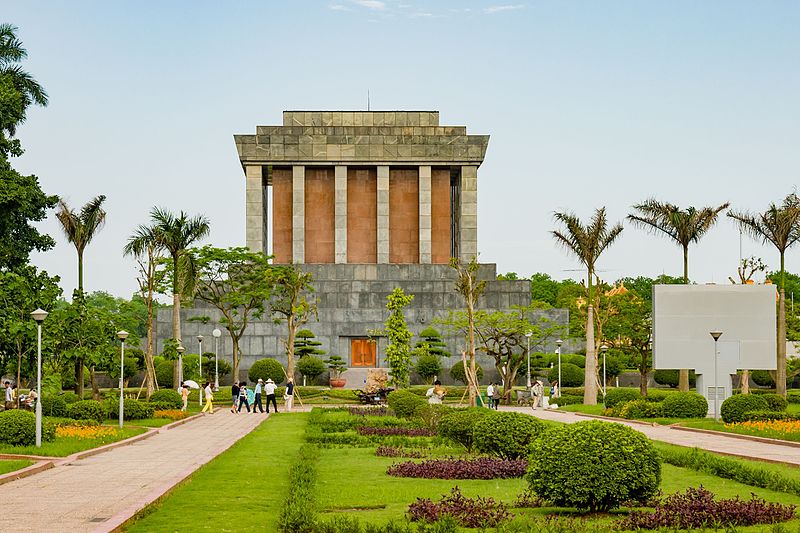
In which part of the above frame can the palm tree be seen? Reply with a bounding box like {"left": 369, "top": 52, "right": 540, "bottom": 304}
{"left": 628, "top": 199, "right": 729, "bottom": 391}
{"left": 0, "top": 23, "right": 48, "bottom": 138}
{"left": 55, "top": 195, "right": 107, "bottom": 396}
{"left": 149, "top": 208, "right": 210, "bottom": 388}
{"left": 729, "top": 193, "right": 800, "bottom": 397}
{"left": 552, "top": 208, "right": 623, "bottom": 405}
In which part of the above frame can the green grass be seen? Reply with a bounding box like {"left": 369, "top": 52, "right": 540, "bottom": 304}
{"left": 0, "top": 459, "right": 34, "bottom": 475}
{"left": 125, "top": 414, "right": 304, "bottom": 532}
{"left": 0, "top": 426, "right": 147, "bottom": 457}
{"left": 558, "top": 403, "right": 605, "bottom": 415}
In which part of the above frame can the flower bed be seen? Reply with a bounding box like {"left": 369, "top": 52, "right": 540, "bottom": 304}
{"left": 55, "top": 425, "right": 119, "bottom": 440}
{"left": 374, "top": 445, "right": 427, "bottom": 458}
{"left": 387, "top": 457, "right": 527, "bottom": 479}
{"left": 725, "top": 419, "right": 800, "bottom": 441}
{"left": 408, "top": 487, "right": 511, "bottom": 527}
{"left": 356, "top": 426, "right": 434, "bottom": 437}
{"left": 154, "top": 410, "right": 190, "bottom": 421}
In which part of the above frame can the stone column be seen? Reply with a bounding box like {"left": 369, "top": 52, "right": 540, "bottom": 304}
{"left": 418, "top": 165, "right": 432, "bottom": 264}
{"left": 377, "top": 166, "right": 390, "bottom": 264}
{"left": 335, "top": 166, "right": 347, "bottom": 264}
{"left": 245, "top": 165, "right": 266, "bottom": 255}
{"left": 460, "top": 166, "right": 478, "bottom": 262}
{"left": 292, "top": 165, "right": 305, "bottom": 264}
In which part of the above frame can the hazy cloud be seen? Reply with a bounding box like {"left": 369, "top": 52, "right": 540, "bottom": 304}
{"left": 484, "top": 4, "right": 524, "bottom": 14}
{"left": 352, "top": 0, "right": 386, "bottom": 9}
{"left": 328, "top": 3, "right": 351, "bottom": 11}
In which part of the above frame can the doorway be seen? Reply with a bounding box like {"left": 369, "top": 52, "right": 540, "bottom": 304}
{"left": 351, "top": 338, "right": 377, "bottom": 367}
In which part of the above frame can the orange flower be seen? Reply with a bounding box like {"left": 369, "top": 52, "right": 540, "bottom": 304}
{"left": 56, "top": 425, "right": 119, "bottom": 439}
{"left": 153, "top": 410, "right": 189, "bottom": 421}
{"left": 725, "top": 419, "right": 800, "bottom": 436}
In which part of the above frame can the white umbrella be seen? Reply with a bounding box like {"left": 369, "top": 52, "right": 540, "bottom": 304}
{"left": 183, "top": 380, "right": 200, "bottom": 389}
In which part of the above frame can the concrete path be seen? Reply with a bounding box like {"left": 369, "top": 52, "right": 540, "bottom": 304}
{"left": 0, "top": 410, "right": 266, "bottom": 533}
{"left": 504, "top": 406, "right": 800, "bottom": 466}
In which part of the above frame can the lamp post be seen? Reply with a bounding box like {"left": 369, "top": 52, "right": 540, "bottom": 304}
{"left": 555, "top": 339, "right": 563, "bottom": 398}
{"left": 710, "top": 331, "right": 723, "bottom": 422}
{"left": 30, "top": 308, "right": 48, "bottom": 448}
{"left": 212, "top": 328, "right": 221, "bottom": 391}
{"left": 117, "top": 331, "right": 129, "bottom": 428}
{"left": 600, "top": 344, "right": 608, "bottom": 406}
{"left": 525, "top": 331, "right": 533, "bottom": 389}
{"left": 197, "top": 335, "right": 204, "bottom": 407}
{"left": 177, "top": 344, "right": 185, "bottom": 387}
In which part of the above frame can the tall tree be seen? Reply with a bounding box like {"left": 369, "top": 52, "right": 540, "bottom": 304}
{"left": 449, "top": 257, "right": 487, "bottom": 407}
{"left": 383, "top": 288, "right": 414, "bottom": 388}
{"left": 729, "top": 194, "right": 800, "bottom": 397}
{"left": 628, "top": 199, "right": 729, "bottom": 391}
{"left": 552, "top": 208, "right": 623, "bottom": 405}
{"left": 268, "top": 264, "right": 317, "bottom": 381}
{"left": 148, "top": 207, "right": 210, "bottom": 387}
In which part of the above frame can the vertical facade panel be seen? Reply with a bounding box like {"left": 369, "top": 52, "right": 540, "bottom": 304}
{"left": 304, "top": 167, "right": 335, "bottom": 263}
{"left": 431, "top": 168, "right": 452, "bottom": 264}
{"left": 347, "top": 167, "right": 378, "bottom": 263}
{"left": 271, "top": 167, "right": 293, "bottom": 264}
{"left": 389, "top": 168, "right": 419, "bottom": 264}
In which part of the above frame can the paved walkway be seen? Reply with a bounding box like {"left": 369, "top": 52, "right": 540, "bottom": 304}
{"left": 504, "top": 406, "right": 800, "bottom": 466}
{"left": 0, "top": 410, "right": 266, "bottom": 533}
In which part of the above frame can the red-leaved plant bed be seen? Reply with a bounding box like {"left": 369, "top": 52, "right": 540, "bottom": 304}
{"left": 618, "top": 487, "right": 797, "bottom": 530}
{"left": 375, "top": 445, "right": 427, "bottom": 458}
{"left": 408, "top": 487, "right": 511, "bottom": 527}
{"left": 356, "top": 426, "right": 434, "bottom": 437}
{"left": 388, "top": 457, "right": 527, "bottom": 479}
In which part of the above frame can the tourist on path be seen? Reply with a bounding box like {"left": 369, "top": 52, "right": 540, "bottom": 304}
{"left": 252, "top": 378, "right": 265, "bottom": 413}
{"left": 237, "top": 381, "right": 251, "bottom": 412}
{"left": 201, "top": 382, "right": 214, "bottom": 413}
{"left": 180, "top": 382, "right": 189, "bottom": 412}
{"left": 264, "top": 378, "right": 278, "bottom": 413}
{"left": 532, "top": 380, "right": 544, "bottom": 410}
{"left": 426, "top": 380, "right": 446, "bottom": 405}
{"left": 230, "top": 381, "right": 240, "bottom": 413}
{"left": 284, "top": 378, "right": 295, "bottom": 411}
{"left": 486, "top": 382, "right": 495, "bottom": 409}
{"left": 4, "top": 381, "right": 12, "bottom": 411}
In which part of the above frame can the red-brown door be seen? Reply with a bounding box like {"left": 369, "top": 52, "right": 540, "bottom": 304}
{"left": 351, "top": 339, "right": 376, "bottom": 367}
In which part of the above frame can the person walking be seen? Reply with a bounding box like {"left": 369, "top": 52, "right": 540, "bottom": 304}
{"left": 201, "top": 382, "right": 214, "bottom": 413}
{"left": 264, "top": 378, "right": 278, "bottom": 413}
{"left": 180, "top": 382, "right": 189, "bottom": 412}
{"left": 252, "top": 378, "right": 265, "bottom": 413}
{"left": 532, "top": 380, "right": 544, "bottom": 410}
{"left": 4, "top": 381, "right": 13, "bottom": 411}
{"left": 485, "top": 382, "right": 495, "bottom": 409}
{"left": 284, "top": 378, "right": 295, "bottom": 411}
{"left": 237, "top": 381, "right": 250, "bottom": 412}
{"left": 493, "top": 383, "right": 502, "bottom": 409}
{"left": 230, "top": 381, "right": 240, "bottom": 413}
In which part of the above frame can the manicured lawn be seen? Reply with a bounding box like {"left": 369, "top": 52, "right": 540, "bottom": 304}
{"left": 125, "top": 414, "right": 303, "bottom": 532}
{"left": 0, "top": 459, "right": 34, "bottom": 475}
{"left": 0, "top": 426, "right": 147, "bottom": 457}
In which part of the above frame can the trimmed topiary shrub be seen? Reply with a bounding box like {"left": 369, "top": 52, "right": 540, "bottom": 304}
{"left": 552, "top": 394, "right": 583, "bottom": 406}
{"left": 605, "top": 388, "right": 642, "bottom": 409}
{"left": 105, "top": 398, "right": 155, "bottom": 420}
{"left": 156, "top": 360, "right": 174, "bottom": 388}
{"left": 449, "top": 362, "right": 483, "bottom": 385}
{"left": 0, "top": 409, "right": 55, "bottom": 445}
{"left": 761, "top": 393, "right": 788, "bottom": 412}
{"left": 619, "top": 399, "right": 663, "bottom": 419}
{"left": 750, "top": 370, "right": 775, "bottom": 387}
{"left": 67, "top": 400, "right": 105, "bottom": 422}
{"left": 548, "top": 362, "right": 583, "bottom": 387}
{"left": 40, "top": 395, "right": 67, "bottom": 418}
{"left": 472, "top": 411, "right": 544, "bottom": 459}
{"left": 527, "top": 420, "right": 661, "bottom": 511}
{"left": 661, "top": 392, "right": 708, "bottom": 418}
{"left": 720, "top": 394, "right": 769, "bottom": 424}
{"left": 415, "top": 355, "right": 442, "bottom": 383}
{"left": 437, "top": 408, "right": 489, "bottom": 451}
{"left": 297, "top": 356, "right": 327, "bottom": 383}
{"left": 387, "top": 389, "right": 427, "bottom": 418}
{"left": 248, "top": 358, "right": 285, "bottom": 384}
{"left": 148, "top": 389, "right": 182, "bottom": 409}
{"left": 653, "top": 369, "right": 697, "bottom": 388}
{"left": 60, "top": 391, "right": 80, "bottom": 404}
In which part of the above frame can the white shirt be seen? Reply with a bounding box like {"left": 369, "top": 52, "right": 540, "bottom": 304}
{"left": 204, "top": 385, "right": 212, "bottom": 398}
{"left": 486, "top": 385, "right": 495, "bottom": 397}
{"left": 264, "top": 383, "right": 277, "bottom": 395}
{"left": 4, "top": 387, "right": 12, "bottom": 402}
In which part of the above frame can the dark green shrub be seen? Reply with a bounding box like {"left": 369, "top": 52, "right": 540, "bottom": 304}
{"left": 787, "top": 391, "right": 800, "bottom": 404}
{"left": 277, "top": 444, "right": 319, "bottom": 532}
{"left": 619, "top": 399, "right": 663, "bottom": 419}
{"left": 438, "top": 408, "right": 489, "bottom": 451}
{"left": 527, "top": 420, "right": 661, "bottom": 511}
{"left": 249, "top": 358, "right": 285, "bottom": 384}
{"left": 472, "top": 411, "right": 544, "bottom": 459}
{"left": 297, "top": 356, "right": 327, "bottom": 383}
{"left": 387, "top": 390, "right": 427, "bottom": 418}
{"left": 742, "top": 410, "right": 800, "bottom": 422}
{"left": 60, "top": 391, "right": 80, "bottom": 404}
{"left": 416, "top": 404, "right": 452, "bottom": 432}
{"left": 156, "top": 360, "right": 174, "bottom": 388}
{"left": 40, "top": 395, "right": 67, "bottom": 417}
{"left": 661, "top": 392, "right": 708, "bottom": 418}
{"left": 449, "top": 362, "right": 483, "bottom": 385}
{"left": 149, "top": 401, "right": 177, "bottom": 412}
{"left": 644, "top": 390, "right": 671, "bottom": 402}
{"left": 605, "top": 388, "right": 641, "bottom": 409}
{"left": 547, "top": 362, "right": 583, "bottom": 387}
{"left": 67, "top": 399, "right": 105, "bottom": 422}
{"left": 552, "top": 394, "right": 583, "bottom": 406}
{"left": 761, "top": 393, "right": 788, "bottom": 412}
{"left": 0, "top": 409, "right": 55, "bottom": 445}
{"left": 148, "top": 389, "right": 183, "bottom": 409}
{"left": 720, "top": 394, "right": 769, "bottom": 424}
{"left": 653, "top": 369, "right": 697, "bottom": 388}
{"left": 105, "top": 398, "right": 155, "bottom": 420}
{"left": 548, "top": 353, "right": 585, "bottom": 368}
{"left": 750, "top": 370, "right": 774, "bottom": 387}
{"left": 415, "top": 355, "right": 442, "bottom": 383}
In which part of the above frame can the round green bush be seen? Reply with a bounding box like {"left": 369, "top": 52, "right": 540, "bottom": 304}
{"left": 750, "top": 370, "right": 774, "bottom": 387}
{"left": 605, "top": 388, "right": 642, "bottom": 409}
{"left": 67, "top": 400, "right": 105, "bottom": 422}
{"left": 742, "top": 410, "right": 799, "bottom": 422}
{"left": 437, "top": 407, "right": 489, "bottom": 451}
{"left": 156, "top": 360, "right": 174, "bottom": 388}
{"left": 527, "top": 420, "right": 661, "bottom": 511}
{"left": 643, "top": 390, "right": 670, "bottom": 402}
{"left": 661, "top": 392, "right": 708, "bottom": 419}
{"left": 105, "top": 398, "right": 155, "bottom": 420}
{"left": 297, "top": 356, "right": 326, "bottom": 382}
{"left": 720, "top": 394, "right": 770, "bottom": 423}
{"left": 414, "top": 354, "right": 442, "bottom": 382}
{"left": 387, "top": 389, "right": 427, "bottom": 418}
{"left": 449, "top": 362, "right": 483, "bottom": 385}
{"left": 472, "top": 411, "right": 544, "bottom": 459}
{"left": 40, "top": 395, "right": 67, "bottom": 418}
{"left": 60, "top": 391, "right": 80, "bottom": 404}
{"left": 547, "top": 362, "right": 583, "bottom": 387}
{"left": 148, "top": 389, "right": 182, "bottom": 409}
{"left": 761, "top": 393, "right": 788, "bottom": 412}
{"left": 0, "top": 409, "right": 55, "bottom": 445}
{"left": 248, "top": 358, "right": 285, "bottom": 384}
{"left": 549, "top": 353, "right": 585, "bottom": 368}
{"left": 619, "top": 399, "right": 663, "bottom": 419}
{"left": 653, "top": 369, "right": 697, "bottom": 388}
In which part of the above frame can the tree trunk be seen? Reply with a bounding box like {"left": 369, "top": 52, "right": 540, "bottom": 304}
{"left": 232, "top": 335, "right": 240, "bottom": 383}
{"left": 143, "top": 288, "right": 157, "bottom": 397}
{"left": 172, "top": 259, "right": 182, "bottom": 388}
{"left": 740, "top": 369, "right": 750, "bottom": 394}
{"left": 467, "top": 296, "right": 477, "bottom": 407}
{"left": 76, "top": 359, "right": 84, "bottom": 397}
{"left": 286, "top": 315, "right": 297, "bottom": 381}
{"left": 778, "top": 288, "right": 787, "bottom": 396}
{"left": 640, "top": 368, "right": 648, "bottom": 396}
{"left": 90, "top": 367, "right": 100, "bottom": 401}
{"left": 678, "top": 245, "right": 690, "bottom": 392}
{"left": 584, "top": 304, "right": 598, "bottom": 405}
{"left": 16, "top": 349, "right": 22, "bottom": 408}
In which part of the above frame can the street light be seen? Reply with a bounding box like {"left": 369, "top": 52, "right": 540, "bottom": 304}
{"left": 177, "top": 344, "right": 185, "bottom": 387}
{"left": 710, "top": 331, "right": 723, "bottom": 422}
{"left": 525, "top": 331, "right": 533, "bottom": 389}
{"left": 30, "top": 308, "right": 48, "bottom": 448}
{"left": 197, "top": 335, "right": 204, "bottom": 407}
{"left": 116, "top": 331, "right": 129, "bottom": 429}
{"left": 212, "top": 329, "right": 222, "bottom": 391}
{"left": 600, "top": 344, "right": 608, "bottom": 406}
{"left": 555, "top": 339, "right": 563, "bottom": 398}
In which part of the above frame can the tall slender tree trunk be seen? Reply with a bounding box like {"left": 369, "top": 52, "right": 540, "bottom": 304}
{"left": 777, "top": 253, "right": 787, "bottom": 396}
{"left": 286, "top": 315, "right": 297, "bottom": 381}
{"left": 740, "top": 369, "right": 750, "bottom": 394}
{"left": 172, "top": 256, "right": 182, "bottom": 389}
{"left": 678, "top": 246, "right": 691, "bottom": 392}
{"left": 584, "top": 272, "right": 598, "bottom": 405}
{"left": 144, "top": 299, "right": 156, "bottom": 396}
{"left": 467, "top": 295, "right": 477, "bottom": 407}
{"left": 76, "top": 252, "right": 85, "bottom": 397}
{"left": 232, "top": 335, "right": 240, "bottom": 383}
